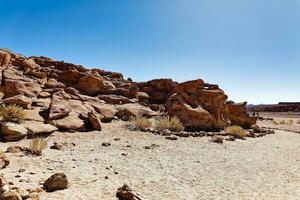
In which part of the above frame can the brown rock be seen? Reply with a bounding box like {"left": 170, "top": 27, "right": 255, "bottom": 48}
{"left": 45, "top": 79, "right": 65, "bottom": 88}
{"left": 116, "top": 184, "right": 144, "bottom": 200}
{"left": 0, "top": 191, "right": 22, "bottom": 200}
{"left": 88, "top": 111, "right": 102, "bottom": 131}
{"left": 3, "top": 95, "right": 32, "bottom": 109}
{"left": 227, "top": 102, "right": 257, "bottom": 129}
{"left": 0, "top": 152, "right": 10, "bottom": 169}
{"left": 3, "top": 79, "right": 42, "bottom": 98}
{"left": 98, "top": 94, "right": 134, "bottom": 105}
{"left": 0, "top": 50, "right": 11, "bottom": 66}
{"left": 50, "top": 113, "right": 84, "bottom": 130}
{"left": 21, "top": 59, "right": 40, "bottom": 71}
{"left": 48, "top": 92, "right": 71, "bottom": 120}
{"left": 75, "top": 75, "right": 115, "bottom": 96}
{"left": 0, "top": 122, "right": 27, "bottom": 142}
{"left": 89, "top": 103, "right": 117, "bottom": 122}
{"left": 43, "top": 173, "right": 68, "bottom": 192}
{"left": 116, "top": 103, "right": 157, "bottom": 121}
{"left": 209, "top": 135, "right": 224, "bottom": 143}
{"left": 23, "top": 121, "right": 57, "bottom": 136}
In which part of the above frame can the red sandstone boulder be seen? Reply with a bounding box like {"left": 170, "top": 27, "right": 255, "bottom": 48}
{"left": 75, "top": 75, "right": 115, "bottom": 96}
{"left": 48, "top": 91, "right": 71, "bottom": 120}
{"left": 227, "top": 101, "right": 257, "bottom": 129}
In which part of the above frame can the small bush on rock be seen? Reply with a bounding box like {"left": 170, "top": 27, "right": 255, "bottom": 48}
{"left": 225, "top": 125, "right": 246, "bottom": 139}
{"left": 0, "top": 104, "right": 25, "bottom": 123}
{"left": 132, "top": 117, "right": 151, "bottom": 130}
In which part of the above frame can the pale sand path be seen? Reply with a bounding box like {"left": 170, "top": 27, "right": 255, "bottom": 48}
{"left": 1, "top": 121, "right": 300, "bottom": 200}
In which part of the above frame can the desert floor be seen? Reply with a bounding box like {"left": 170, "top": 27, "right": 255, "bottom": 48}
{"left": 257, "top": 112, "right": 300, "bottom": 133}
{"left": 2, "top": 120, "right": 300, "bottom": 200}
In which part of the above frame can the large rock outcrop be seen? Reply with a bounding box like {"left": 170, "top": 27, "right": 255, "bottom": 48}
{"left": 0, "top": 49, "right": 256, "bottom": 138}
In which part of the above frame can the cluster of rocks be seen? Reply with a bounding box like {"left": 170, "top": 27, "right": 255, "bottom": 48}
{"left": 0, "top": 49, "right": 257, "bottom": 141}
{"left": 0, "top": 149, "right": 68, "bottom": 199}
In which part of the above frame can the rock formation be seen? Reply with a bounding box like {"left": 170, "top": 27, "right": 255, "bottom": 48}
{"left": 0, "top": 48, "right": 256, "bottom": 141}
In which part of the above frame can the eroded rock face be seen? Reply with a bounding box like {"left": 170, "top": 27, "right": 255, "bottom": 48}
{"left": 0, "top": 49, "right": 256, "bottom": 135}
{"left": 227, "top": 102, "right": 257, "bottom": 129}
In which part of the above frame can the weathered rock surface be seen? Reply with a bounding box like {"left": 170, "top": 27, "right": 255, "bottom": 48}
{"left": 0, "top": 122, "right": 27, "bottom": 142}
{"left": 0, "top": 49, "right": 256, "bottom": 135}
{"left": 50, "top": 113, "right": 84, "bottom": 130}
{"left": 227, "top": 102, "right": 257, "bottom": 129}
{"left": 43, "top": 173, "right": 68, "bottom": 192}
{"left": 2, "top": 95, "right": 32, "bottom": 109}
{"left": 23, "top": 121, "right": 57, "bottom": 136}
{"left": 88, "top": 111, "right": 102, "bottom": 131}
{"left": 0, "top": 152, "right": 10, "bottom": 169}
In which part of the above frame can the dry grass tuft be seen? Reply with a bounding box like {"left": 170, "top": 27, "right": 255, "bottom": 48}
{"left": 29, "top": 139, "right": 48, "bottom": 156}
{"left": 0, "top": 104, "right": 25, "bottom": 123}
{"left": 156, "top": 116, "right": 184, "bottom": 132}
{"left": 132, "top": 117, "right": 151, "bottom": 131}
{"left": 169, "top": 116, "right": 184, "bottom": 132}
{"left": 272, "top": 120, "right": 279, "bottom": 125}
{"left": 279, "top": 120, "right": 286, "bottom": 125}
{"left": 225, "top": 125, "right": 247, "bottom": 139}
{"left": 288, "top": 119, "right": 293, "bottom": 126}
{"left": 156, "top": 116, "right": 171, "bottom": 131}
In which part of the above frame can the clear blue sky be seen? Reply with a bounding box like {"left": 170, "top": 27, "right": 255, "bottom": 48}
{"left": 0, "top": 0, "right": 299, "bottom": 104}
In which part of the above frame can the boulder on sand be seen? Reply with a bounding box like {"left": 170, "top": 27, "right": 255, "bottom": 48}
{"left": 0, "top": 122, "right": 27, "bottom": 142}
{"left": 43, "top": 173, "right": 68, "bottom": 192}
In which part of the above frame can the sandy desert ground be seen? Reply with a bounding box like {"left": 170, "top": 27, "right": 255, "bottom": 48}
{"left": 257, "top": 112, "right": 300, "bottom": 133}
{"left": 2, "top": 120, "right": 300, "bottom": 200}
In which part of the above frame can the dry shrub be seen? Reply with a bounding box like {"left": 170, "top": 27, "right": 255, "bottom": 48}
{"left": 156, "top": 116, "right": 184, "bottom": 132}
{"left": 279, "top": 120, "right": 285, "bottom": 125}
{"left": 225, "top": 125, "right": 246, "bottom": 139}
{"left": 156, "top": 116, "right": 170, "bottom": 131}
{"left": 29, "top": 139, "right": 48, "bottom": 156}
{"left": 0, "top": 104, "right": 25, "bottom": 123}
{"left": 169, "top": 116, "right": 184, "bottom": 132}
{"left": 272, "top": 120, "right": 279, "bottom": 125}
{"left": 132, "top": 117, "right": 151, "bottom": 130}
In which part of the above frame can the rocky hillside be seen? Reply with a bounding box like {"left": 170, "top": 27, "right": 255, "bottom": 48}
{"left": 0, "top": 49, "right": 256, "bottom": 141}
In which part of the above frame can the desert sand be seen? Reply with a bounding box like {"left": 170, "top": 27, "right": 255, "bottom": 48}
{"left": 2, "top": 120, "right": 300, "bottom": 200}
{"left": 257, "top": 112, "right": 300, "bottom": 133}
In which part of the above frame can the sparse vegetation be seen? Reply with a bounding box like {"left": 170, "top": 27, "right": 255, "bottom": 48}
{"left": 169, "top": 116, "right": 184, "bottom": 132}
{"left": 29, "top": 139, "right": 48, "bottom": 156}
{"left": 156, "top": 116, "right": 184, "bottom": 132}
{"left": 296, "top": 120, "right": 300, "bottom": 124}
{"left": 0, "top": 104, "right": 25, "bottom": 123}
{"left": 132, "top": 117, "right": 151, "bottom": 130}
{"left": 225, "top": 125, "right": 247, "bottom": 139}
{"left": 288, "top": 119, "right": 293, "bottom": 126}
{"left": 272, "top": 120, "right": 279, "bottom": 125}
{"left": 279, "top": 120, "right": 286, "bottom": 125}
